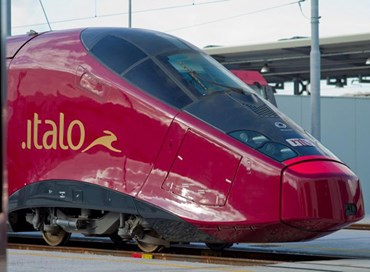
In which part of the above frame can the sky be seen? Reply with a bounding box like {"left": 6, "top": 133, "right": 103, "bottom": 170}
{"left": 9, "top": 0, "right": 370, "bottom": 95}
{"left": 10, "top": 0, "right": 370, "bottom": 48}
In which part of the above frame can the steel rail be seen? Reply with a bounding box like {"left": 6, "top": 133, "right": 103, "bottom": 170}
{"left": 8, "top": 234, "right": 341, "bottom": 267}
{"left": 346, "top": 223, "right": 370, "bottom": 231}
{"left": 8, "top": 243, "right": 276, "bottom": 267}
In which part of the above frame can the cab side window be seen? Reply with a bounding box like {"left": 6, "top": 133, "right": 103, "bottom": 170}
{"left": 124, "top": 59, "right": 192, "bottom": 109}
{"left": 90, "top": 35, "right": 146, "bottom": 74}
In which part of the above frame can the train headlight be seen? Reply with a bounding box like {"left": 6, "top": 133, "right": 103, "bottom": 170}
{"left": 229, "top": 130, "right": 268, "bottom": 148}
{"left": 229, "top": 130, "right": 297, "bottom": 162}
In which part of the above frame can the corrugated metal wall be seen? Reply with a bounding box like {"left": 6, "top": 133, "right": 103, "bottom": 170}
{"left": 276, "top": 95, "right": 370, "bottom": 217}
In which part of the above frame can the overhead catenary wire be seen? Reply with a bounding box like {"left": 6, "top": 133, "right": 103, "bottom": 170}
{"left": 13, "top": 0, "right": 230, "bottom": 29}
{"left": 38, "top": 0, "right": 52, "bottom": 31}
{"left": 166, "top": 0, "right": 304, "bottom": 32}
{"left": 298, "top": 0, "right": 310, "bottom": 20}
{"left": 13, "top": 0, "right": 304, "bottom": 32}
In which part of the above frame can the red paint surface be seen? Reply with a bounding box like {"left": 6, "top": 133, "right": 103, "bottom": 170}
{"left": 230, "top": 70, "right": 268, "bottom": 85}
{"left": 6, "top": 29, "right": 365, "bottom": 244}
{"left": 281, "top": 159, "right": 364, "bottom": 231}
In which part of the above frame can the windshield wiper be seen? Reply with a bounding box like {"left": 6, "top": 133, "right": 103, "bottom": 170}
{"left": 179, "top": 62, "right": 245, "bottom": 95}
{"left": 199, "top": 77, "right": 245, "bottom": 95}
{"left": 179, "top": 62, "right": 208, "bottom": 93}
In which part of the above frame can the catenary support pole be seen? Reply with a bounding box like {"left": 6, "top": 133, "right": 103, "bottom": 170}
{"left": 1, "top": 0, "right": 9, "bottom": 270}
{"left": 6, "top": 0, "right": 10, "bottom": 36}
{"left": 128, "top": 0, "right": 132, "bottom": 28}
{"left": 310, "top": 0, "right": 321, "bottom": 140}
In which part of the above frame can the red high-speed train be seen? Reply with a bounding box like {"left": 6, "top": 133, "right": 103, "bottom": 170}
{"left": 6, "top": 28, "right": 364, "bottom": 252}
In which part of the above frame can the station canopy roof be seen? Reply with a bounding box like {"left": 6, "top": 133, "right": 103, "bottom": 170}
{"left": 204, "top": 33, "right": 370, "bottom": 86}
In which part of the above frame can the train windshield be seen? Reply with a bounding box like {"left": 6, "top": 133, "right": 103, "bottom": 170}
{"left": 158, "top": 52, "right": 254, "bottom": 98}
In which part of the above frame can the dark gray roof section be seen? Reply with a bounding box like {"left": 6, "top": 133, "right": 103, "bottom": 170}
{"left": 204, "top": 33, "right": 370, "bottom": 85}
{"left": 81, "top": 27, "right": 199, "bottom": 57}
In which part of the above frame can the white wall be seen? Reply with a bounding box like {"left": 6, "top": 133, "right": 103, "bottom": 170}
{"left": 276, "top": 95, "right": 370, "bottom": 217}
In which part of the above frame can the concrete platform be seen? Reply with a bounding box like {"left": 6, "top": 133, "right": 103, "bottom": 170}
{"left": 7, "top": 229, "right": 370, "bottom": 272}
{"left": 234, "top": 229, "right": 370, "bottom": 259}
{"left": 7, "top": 248, "right": 370, "bottom": 272}
{"left": 7, "top": 249, "right": 251, "bottom": 272}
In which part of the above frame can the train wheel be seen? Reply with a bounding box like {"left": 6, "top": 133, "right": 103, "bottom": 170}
{"left": 42, "top": 228, "right": 71, "bottom": 246}
{"left": 205, "top": 242, "right": 233, "bottom": 251}
{"left": 136, "top": 229, "right": 163, "bottom": 253}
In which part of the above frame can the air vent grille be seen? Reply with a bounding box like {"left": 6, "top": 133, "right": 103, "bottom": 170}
{"left": 247, "top": 103, "right": 278, "bottom": 118}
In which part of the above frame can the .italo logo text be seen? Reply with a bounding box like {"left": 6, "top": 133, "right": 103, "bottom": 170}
{"left": 21, "top": 113, "right": 121, "bottom": 153}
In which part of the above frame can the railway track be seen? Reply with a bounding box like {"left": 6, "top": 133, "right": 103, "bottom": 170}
{"left": 8, "top": 233, "right": 341, "bottom": 267}
{"left": 346, "top": 223, "right": 370, "bottom": 231}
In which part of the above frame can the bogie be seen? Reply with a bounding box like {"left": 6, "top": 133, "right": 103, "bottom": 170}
{"left": 21, "top": 207, "right": 169, "bottom": 252}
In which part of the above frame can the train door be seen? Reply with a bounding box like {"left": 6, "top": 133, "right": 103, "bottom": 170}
{"left": 162, "top": 129, "right": 241, "bottom": 206}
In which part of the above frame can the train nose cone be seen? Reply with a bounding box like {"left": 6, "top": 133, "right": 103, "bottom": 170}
{"left": 281, "top": 159, "right": 364, "bottom": 232}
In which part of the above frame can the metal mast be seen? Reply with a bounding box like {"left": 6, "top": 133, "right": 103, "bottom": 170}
{"left": 1, "top": 0, "right": 9, "bottom": 269}
{"left": 128, "top": 0, "right": 132, "bottom": 28}
{"left": 6, "top": 0, "right": 10, "bottom": 35}
{"left": 310, "top": 0, "right": 321, "bottom": 140}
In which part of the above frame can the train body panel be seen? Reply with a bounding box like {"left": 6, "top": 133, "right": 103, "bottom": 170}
{"left": 6, "top": 28, "right": 364, "bottom": 250}
{"left": 7, "top": 29, "right": 177, "bottom": 198}
{"left": 281, "top": 159, "right": 364, "bottom": 231}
